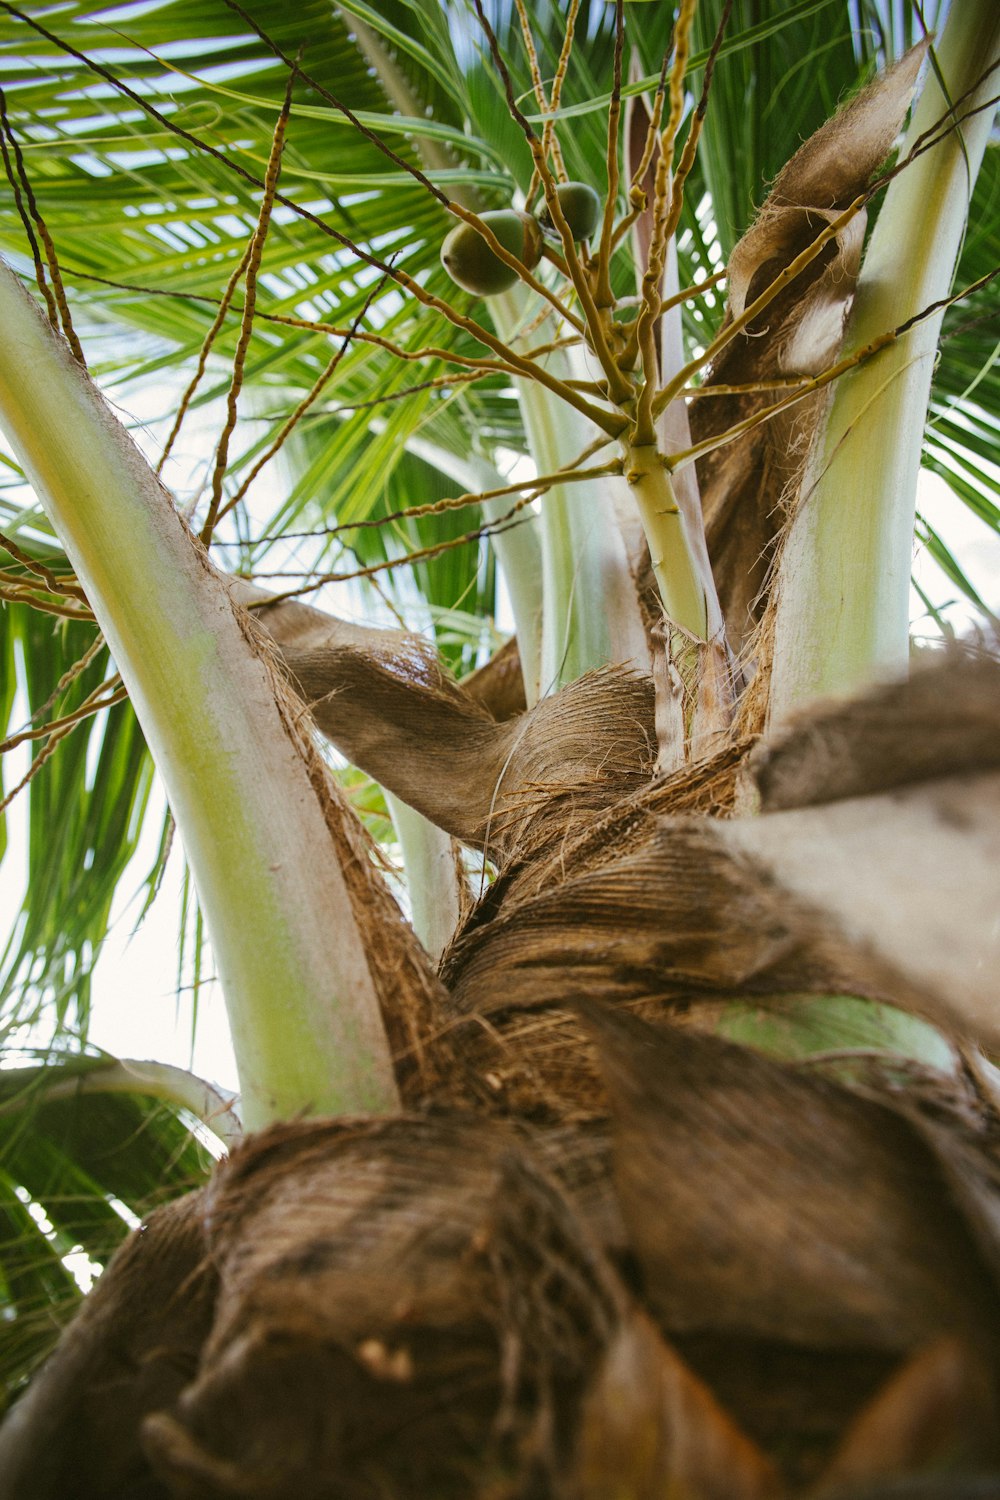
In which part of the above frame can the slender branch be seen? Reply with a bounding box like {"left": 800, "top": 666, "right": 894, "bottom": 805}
{"left": 156, "top": 242, "right": 253, "bottom": 475}
{"left": 470, "top": 0, "right": 632, "bottom": 404}
{"left": 662, "top": 0, "right": 733, "bottom": 249}
{"left": 513, "top": 0, "right": 567, "bottom": 183}
{"left": 0, "top": 682, "right": 125, "bottom": 814}
{"left": 685, "top": 375, "right": 813, "bottom": 398}
{"left": 0, "top": 87, "right": 85, "bottom": 365}
{"left": 0, "top": 89, "right": 58, "bottom": 330}
{"left": 0, "top": 677, "right": 126, "bottom": 754}
{"left": 217, "top": 276, "right": 386, "bottom": 521}
{"left": 246, "top": 454, "right": 621, "bottom": 547}
{"left": 657, "top": 193, "right": 869, "bottom": 414}
{"left": 331, "top": 368, "right": 492, "bottom": 412}
{"left": 0, "top": 729, "right": 69, "bottom": 810}
{"left": 613, "top": 37, "right": 672, "bottom": 251}
{"left": 244, "top": 495, "right": 543, "bottom": 598}
{"left": 0, "top": 585, "right": 94, "bottom": 619}
{"left": 258, "top": 310, "right": 516, "bottom": 374}
{"left": 664, "top": 267, "right": 727, "bottom": 311}
{"left": 201, "top": 67, "right": 293, "bottom": 544}
{"left": 541, "top": 0, "right": 581, "bottom": 182}
{"left": 61, "top": 268, "right": 588, "bottom": 379}
{"left": 633, "top": 0, "right": 698, "bottom": 444}
{"left": 13, "top": 629, "right": 106, "bottom": 731}
{"left": 0, "top": 529, "right": 86, "bottom": 598}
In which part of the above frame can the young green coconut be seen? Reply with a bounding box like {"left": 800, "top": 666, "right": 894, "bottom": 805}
{"left": 536, "top": 180, "right": 602, "bottom": 242}
{"left": 440, "top": 208, "right": 542, "bottom": 296}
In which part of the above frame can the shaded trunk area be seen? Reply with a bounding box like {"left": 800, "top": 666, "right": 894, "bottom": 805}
{"left": 4, "top": 650, "right": 1000, "bottom": 1499}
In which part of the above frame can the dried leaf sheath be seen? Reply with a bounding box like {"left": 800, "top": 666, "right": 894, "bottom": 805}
{"left": 7, "top": 1046, "right": 1000, "bottom": 1496}
{"left": 579, "top": 1000, "right": 1000, "bottom": 1354}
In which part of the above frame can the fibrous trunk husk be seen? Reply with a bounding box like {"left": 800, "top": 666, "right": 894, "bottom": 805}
{"left": 7, "top": 634, "right": 1000, "bottom": 1497}
{"left": 241, "top": 582, "right": 656, "bottom": 862}
{"left": 6, "top": 1062, "right": 1000, "bottom": 1498}
{"left": 426, "top": 646, "right": 1000, "bottom": 1115}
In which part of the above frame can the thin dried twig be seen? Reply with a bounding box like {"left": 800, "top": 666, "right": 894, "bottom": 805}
{"left": 267, "top": 307, "right": 614, "bottom": 424}
{"left": 0, "top": 87, "right": 85, "bottom": 365}
{"left": 332, "top": 369, "right": 494, "bottom": 413}
{"left": 200, "top": 66, "right": 294, "bottom": 544}
{"left": 245, "top": 495, "right": 539, "bottom": 601}
{"left": 662, "top": 0, "right": 733, "bottom": 248}
{"left": 0, "top": 530, "right": 86, "bottom": 599}
{"left": 0, "top": 586, "right": 94, "bottom": 620}
{"left": 0, "top": 4, "right": 609, "bottom": 428}
{"left": 19, "top": 631, "right": 107, "bottom": 731}
{"left": 254, "top": 311, "right": 518, "bottom": 378}
{"left": 156, "top": 241, "right": 253, "bottom": 475}
{"left": 685, "top": 375, "right": 814, "bottom": 399}
{"left": 0, "top": 676, "right": 125, "bottom": 754}
{"left": 660, "top": 0, "right": 697, "bottom": 165}
{"left": 0, "top": 680, "right": 128, "bottom": 814}
{"left": 247, "top": 453, "right": 621, "bottom": 547}
{"left": 541, "top": 0, "right": 581, "bottom": 187}
{"left": 217, "top": 276, "right": 388, "bottom": 522}
{"left": 514, "top": 0, "right": 567, "bottom": 185}
{"left": 59, "top": 268, "right": 591, "bottom": 386}
{"left": 614, "top": 37, "right": 672, "bottom": 250}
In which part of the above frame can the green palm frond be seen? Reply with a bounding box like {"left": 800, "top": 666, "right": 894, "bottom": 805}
{"left": 0, "top": 1053, "right": 214, "bottom": 1405}
{"left": 927, "top": 138, "right": 1000, "bottom": 539}
{"left": 0, "top": 590, "right": 153, "bottom": 1036}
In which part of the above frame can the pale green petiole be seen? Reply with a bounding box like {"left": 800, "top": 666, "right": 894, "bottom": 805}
{"left": 0, "top": 259, "right": 400, "bottom": 1129}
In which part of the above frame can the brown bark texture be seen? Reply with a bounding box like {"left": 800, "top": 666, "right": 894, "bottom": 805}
{"left": 4, "top": 648, "right": 1000, "bottom": 1499}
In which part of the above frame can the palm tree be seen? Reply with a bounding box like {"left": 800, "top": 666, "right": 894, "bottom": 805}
{"left": 1, "top": 0, "right": 999, "bottom": 1492}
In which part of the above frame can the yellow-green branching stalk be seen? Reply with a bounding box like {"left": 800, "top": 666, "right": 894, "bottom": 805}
{"left": 769, "top": 3, "right": 1000, "bottom": 722}
{"left": 622, "top": 443, "right": 711, "bottom": 642}
{"left": 0, "top": 258, "right": 400, "bottom": 1128}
